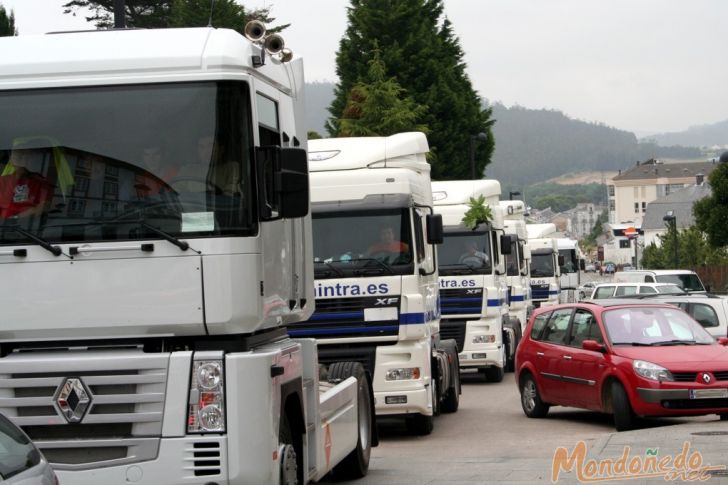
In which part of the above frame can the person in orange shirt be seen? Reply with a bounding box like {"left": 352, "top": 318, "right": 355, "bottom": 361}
{"left": 0, "top": 147, "right": 53, "bottom": 219}
{"left": 366, "top": 225, "right": 409, "bottom": 256}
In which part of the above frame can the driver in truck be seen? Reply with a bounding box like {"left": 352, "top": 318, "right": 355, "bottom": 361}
{"left": 366, "top": 224, "right": 409, "bottom": 258}
{"left": 459, "top": 241, "right": 489, "bottom": 267}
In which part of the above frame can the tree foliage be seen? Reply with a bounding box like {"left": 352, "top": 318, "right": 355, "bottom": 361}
{"left": 328, "top": 0, "right": 494, "bottom": 180}
{"left": 694, "top": 161, "right": 728, "bottom": 247}
{"left": 640, "top": 227, "right": 728, "bottom": 269}
{"left": 0, "top": 4, "right": 17, "bottom": 36}
{"left": 62, "top": 0, "right": 286, "bottom": 34}
{"left": 462, "top": 195, "right": 493, "bottom": 230}
{"left": 524, "top": 182, "right": 607, "bottom": 212}
{"left": 335, "top": 49, "right": 428, "bottom": 137}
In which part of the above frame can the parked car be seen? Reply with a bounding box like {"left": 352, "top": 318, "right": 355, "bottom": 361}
{"left": 604, "top": 263, "right": 616, "bottom": 274}
{"left": 614, "top": 269, "right": 706, "bottom": 293}
{"left": 584, "top": 263, "right": 596, "bottom": 273}
{"left": 0, "top": 413, "right": 57, "bottom": 484}
{"left": 515, "top": 301, "right": 728, "bottom": 431}
{"left": 578, "top": 282, "right": 596, "bottom": 300}
{"left": 589, "top": 282, "right": 684, "bottom": 299}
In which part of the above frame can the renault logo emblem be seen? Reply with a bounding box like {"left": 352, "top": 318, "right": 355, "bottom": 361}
{"left": 54, "top": 378, "right": 92, "bottom": 423}
{"left": 701, "top": 373, "right": 711, "bottom": 384}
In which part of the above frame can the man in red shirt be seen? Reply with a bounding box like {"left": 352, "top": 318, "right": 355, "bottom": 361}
{"left": 367, "top": 225, "right": 409, "bottom": 256}
{"left": 0, "top": 148, "right": 53, "bottom": 219}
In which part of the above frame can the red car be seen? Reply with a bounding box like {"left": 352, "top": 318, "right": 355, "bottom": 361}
{"left": 515, "top": 301, "right": 728, "bottom": 430}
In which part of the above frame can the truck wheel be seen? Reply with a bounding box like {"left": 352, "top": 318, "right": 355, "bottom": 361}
{"left": 406, "top": 413, "right": 434, "bottom": 436}
{"left": 520, "top": 373, "right": 549, "bottom": 418}
{"left": 279, "top": 415, "right": 299, "bottom": 485}
{"left": 440, "top": 341, "right": 460, "bottom": 413}
{"left": 328, "top": 362, "right": 373, "bottom": 479}
{"left": 611, "top": 381, "right": 636, "bottom": 432}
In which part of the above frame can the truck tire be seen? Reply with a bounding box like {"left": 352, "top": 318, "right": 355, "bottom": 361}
{"left": 440, "top": 341, "right": 460, "bottom": 413}
{"left": 611, "top": 381, "right": 636, "bottom": 432}
{"left": 279, "top": 414, "right": 299, "bottom": 485}
{"left": 328, "top": 362, "right": 372, "bottom": 479}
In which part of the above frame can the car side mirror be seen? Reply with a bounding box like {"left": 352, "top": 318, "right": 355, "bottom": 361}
{"left": 500, "top": 234, "right": 513, "bottom": 255}
{"left": 718, "top": 337, "right": 728, "bottom": 346}
{"left": 582, "top": 339, "right": 606, "bottom": 353}
{"left": 426, "top": 214, "right": 443, "bottom": 244}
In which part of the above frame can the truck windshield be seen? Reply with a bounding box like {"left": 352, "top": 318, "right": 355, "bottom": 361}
{"left": 312, "top": 208, "right": 414, "bottom": 278}
{"left": 438, "top": 231, "right": 492, "bottom": 275}
{"left": 0, "top": 82, "right": 254, "bottom": 246}
{"left": 655, "top": 274, "right": 705, "bottom": 292}
{"left": 530, "top": 252, "right": 555, "bottom": 277}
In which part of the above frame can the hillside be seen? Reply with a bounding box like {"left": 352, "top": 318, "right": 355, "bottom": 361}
{"left": 643, "top": 119, "right": 728, "bottom": 148}
{"left": 486, "top": 103, "right": 701, "bottom": 185}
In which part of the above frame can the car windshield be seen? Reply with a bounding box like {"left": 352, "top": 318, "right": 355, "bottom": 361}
{"left": 603, "top": 306, "right": 714, "bottom": 345}
{"left": 438, "top": 231, "right": 493, "bottom": 275}
{"left": 0, "top": 414, "right": 40, "bottom": 480}
{"left": 312, "top": 208, "right": 414, "bottom": 278}
{"left": 656, "top": 274, "right": 705, "bottom": 292}
{"left": 530, "top": 252, "right": 555, "bottom": 277}
{"left": 657, "top": 284, "right": 685, "bottom": 294}
{"left": 0, "top": 82, "right": 254, "bottom": 246}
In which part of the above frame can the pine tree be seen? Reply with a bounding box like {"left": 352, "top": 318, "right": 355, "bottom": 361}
{"left": 0, "top": 4, "right": 17, "bottom": 36}
{"left": 328, "top": 0, "right": 494, "bottom": 180}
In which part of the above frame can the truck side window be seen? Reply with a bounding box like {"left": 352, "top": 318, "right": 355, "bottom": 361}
{"left": 256, "top": 93, "right": 280, "bottom": 146}
{"left": 413, "top": 209, "right": 426, "bottom": 263}
{"left": 490, "top": 231, "right": 500, "bottom": 267}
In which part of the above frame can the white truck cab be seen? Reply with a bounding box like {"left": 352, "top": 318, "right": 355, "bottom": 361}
{"left": 432, "top": 180, "right": 512, "bottom": 381}
{"left": 527, "top": 224, "right": 561, "bottom": 308}
{"left": 0, "top": 25, "right": 374, "bottom": 484}
{"left": 500, "top": 200, "right": 532, "bottom": 364}
{"left": 289, "top": 132, "right": 460, "bottom": 436}
{"left": 557, "top": 238, "right": 585, "bottom": 303}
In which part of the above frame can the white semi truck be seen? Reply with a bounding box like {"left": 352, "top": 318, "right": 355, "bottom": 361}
{"left": 0, "top": 24, "right": 374, "bottom": 484}
{"left": 526, "top": 223, "right": 562, "bottom": 309}
{"left": 499, "top": 200, "right": 532, "bottom": 369}
{"left": 557, "top": 238, "right": 585, "bottom": 303}
{"left": 432, "top": 180, "right": 512, "bottom": 381}
{"left": 288, "top": 132, "right": 460, "bottom": 435}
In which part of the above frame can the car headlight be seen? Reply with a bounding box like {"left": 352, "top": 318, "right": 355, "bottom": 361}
{"left": 633, "top": 360, "right": 674, "bottom": 382}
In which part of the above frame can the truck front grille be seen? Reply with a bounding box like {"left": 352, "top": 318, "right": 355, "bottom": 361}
{"left": 439, "top": 321, "right": 466, "bottom": 352}
{"left": 439, "top": 288, "right": 483, "bottom": 316}
{"left": 289, "top": 296, "right": 400, "bottom": 338}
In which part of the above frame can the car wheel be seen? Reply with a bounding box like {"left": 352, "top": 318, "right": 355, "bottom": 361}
{"left": 520, "top": 373, "right": 549, "bottom": 418}
{"left": 611, "top": 381, "right": 636, "bottom": 431}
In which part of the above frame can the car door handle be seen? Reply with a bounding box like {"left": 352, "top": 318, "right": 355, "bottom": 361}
{"left": 562, "top": 355, "right": 572, "bottom": 360}
{"left": 536, "top": 352, "right": 545, "bottom": 357}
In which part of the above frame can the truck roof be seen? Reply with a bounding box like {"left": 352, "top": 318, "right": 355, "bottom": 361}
{"left": 527, "top": 223, "right": 557, "bottom": 239}
{"left": 308, "top": 132, "right": 430, "bottom": 172}
{"left": 557, "top": 238, "right": 579, "bottom": 250}
{"left": 0, "top": 28, "right": 296, "bottom": 92}
{"left": 431, "top": 180, "right": 501, "bottom": 206}
{"left": 499, "top": 200, "right": 527, "bottom": 219}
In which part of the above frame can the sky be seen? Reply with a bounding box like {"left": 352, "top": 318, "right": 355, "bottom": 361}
{"left": 3, "top": 0, "right": 727, "bottom": 135}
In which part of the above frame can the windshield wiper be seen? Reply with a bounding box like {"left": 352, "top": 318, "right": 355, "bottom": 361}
{"left": 314, "top": 261, "right": 344, "bottom": 277}
{"left": 73, "top": 220, "right": 196, "bottom": 253}
{"left": 612, "top": 342, "right": 653, "bottom": 346}
{"left": 440, "top": 263, "right": 477, "bottom": 274}
{"left": 1, "top": 222, "right": 62, "bottom": 257}
{"left": 650, "top": 339, "right": 698, "bottom": 346}
{"left": 348, "top": 258, "right": 395, "bottom": 275}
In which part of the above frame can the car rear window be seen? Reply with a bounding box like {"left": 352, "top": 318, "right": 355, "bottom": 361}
{"left": 615, "top": 285, "right": 637, "bottom": 297}
{"left": 593, "top": 286, "right": 615, "bottom": 299}
{"left": 691, "top": 303, "right": 719, "bottom": 328}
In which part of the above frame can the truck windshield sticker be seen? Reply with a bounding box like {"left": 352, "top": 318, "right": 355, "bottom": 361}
{"left": 315, "top": 282, "right": 390, "bottom": 298}
{"left": 181, "top": 212, "right": 215, "bottom": 232}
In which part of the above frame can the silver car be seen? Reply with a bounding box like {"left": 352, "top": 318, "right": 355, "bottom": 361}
{"left": 0, "top": 413, "right": 57, "bottom": 484}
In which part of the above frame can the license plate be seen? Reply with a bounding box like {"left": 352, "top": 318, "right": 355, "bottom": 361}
{"left": 689, "top": 388, "right": 728, "bottom": 399}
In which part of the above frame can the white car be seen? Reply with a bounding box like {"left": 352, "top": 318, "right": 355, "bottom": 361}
{"left": 0, "top": 413, "right": 57, "bottom": 484}
{"left": 645, "top": 293, "right": 728, "bottom": 339}
{"left": 589, "top": 282, "right": 685, "bottom": 299}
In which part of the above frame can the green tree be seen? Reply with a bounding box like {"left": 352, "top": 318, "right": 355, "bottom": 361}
{"left": 640, "top": 227, "right": 728, "bottom": 269}
{"left": 336, "top": 50, "right": 428, "bottom": 137}
{"left": 62, "top": 0, "right": 284, "bottom": 33}
{"left": 694, "top": 160, "right": 728, "bottom": 247}
{"left": 328, "top": 0, "right": 494, "bottom": 180}
{"left": 0, "top": 4, "right": 17, "bottom": 36}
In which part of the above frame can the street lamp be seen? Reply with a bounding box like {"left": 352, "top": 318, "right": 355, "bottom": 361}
{"left": 662, "top": 210, "right": 678, "bottom": 268}
{"left": 509, "top": 191, "right": 521, "bottom": 200}
{"left": 469, "top": 132, "right": 488, "bottom": 180}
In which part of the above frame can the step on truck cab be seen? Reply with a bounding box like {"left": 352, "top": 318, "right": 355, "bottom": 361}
{"left": 432, "top": 181, "right": 512, "bottom": 381}
{"left": 526, "top": 224, "right": 562, "bottom": 309}
{"left": 289, "top": 132, "right": 460, "bottom": 435}
{"left": 0, "top": 24, "right": 374, "bottom": 484}
{"left": 499, "top": 200, "right": 532, "bottom": 368}
{"left": 557, "top": 238, "right": 585, "bottom": 302}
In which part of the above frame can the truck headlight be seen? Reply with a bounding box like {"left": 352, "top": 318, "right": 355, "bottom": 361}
{"left": 385, "top": 367, "right": 420, "bottom": 380}
{"left": 473, "top": 335, "right": 496, "bottom": 344}
{"left": 188, "top": 360, "right": 226, "bottom": 433}
{"left": 633, "top": 360, "right": 674, "bottom": 382}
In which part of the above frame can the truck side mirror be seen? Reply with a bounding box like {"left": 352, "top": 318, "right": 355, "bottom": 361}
{"left": 500, "top": 234, "right": 512, "bottom": 255}
{"left": 426, "top": 214, "right": 443, "bottom": 244}
{"left": 256, "top": 146, "right": 309, "bottom": 220}
{"left": 579, "top": 259, "right": 586, "bottom": 271}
